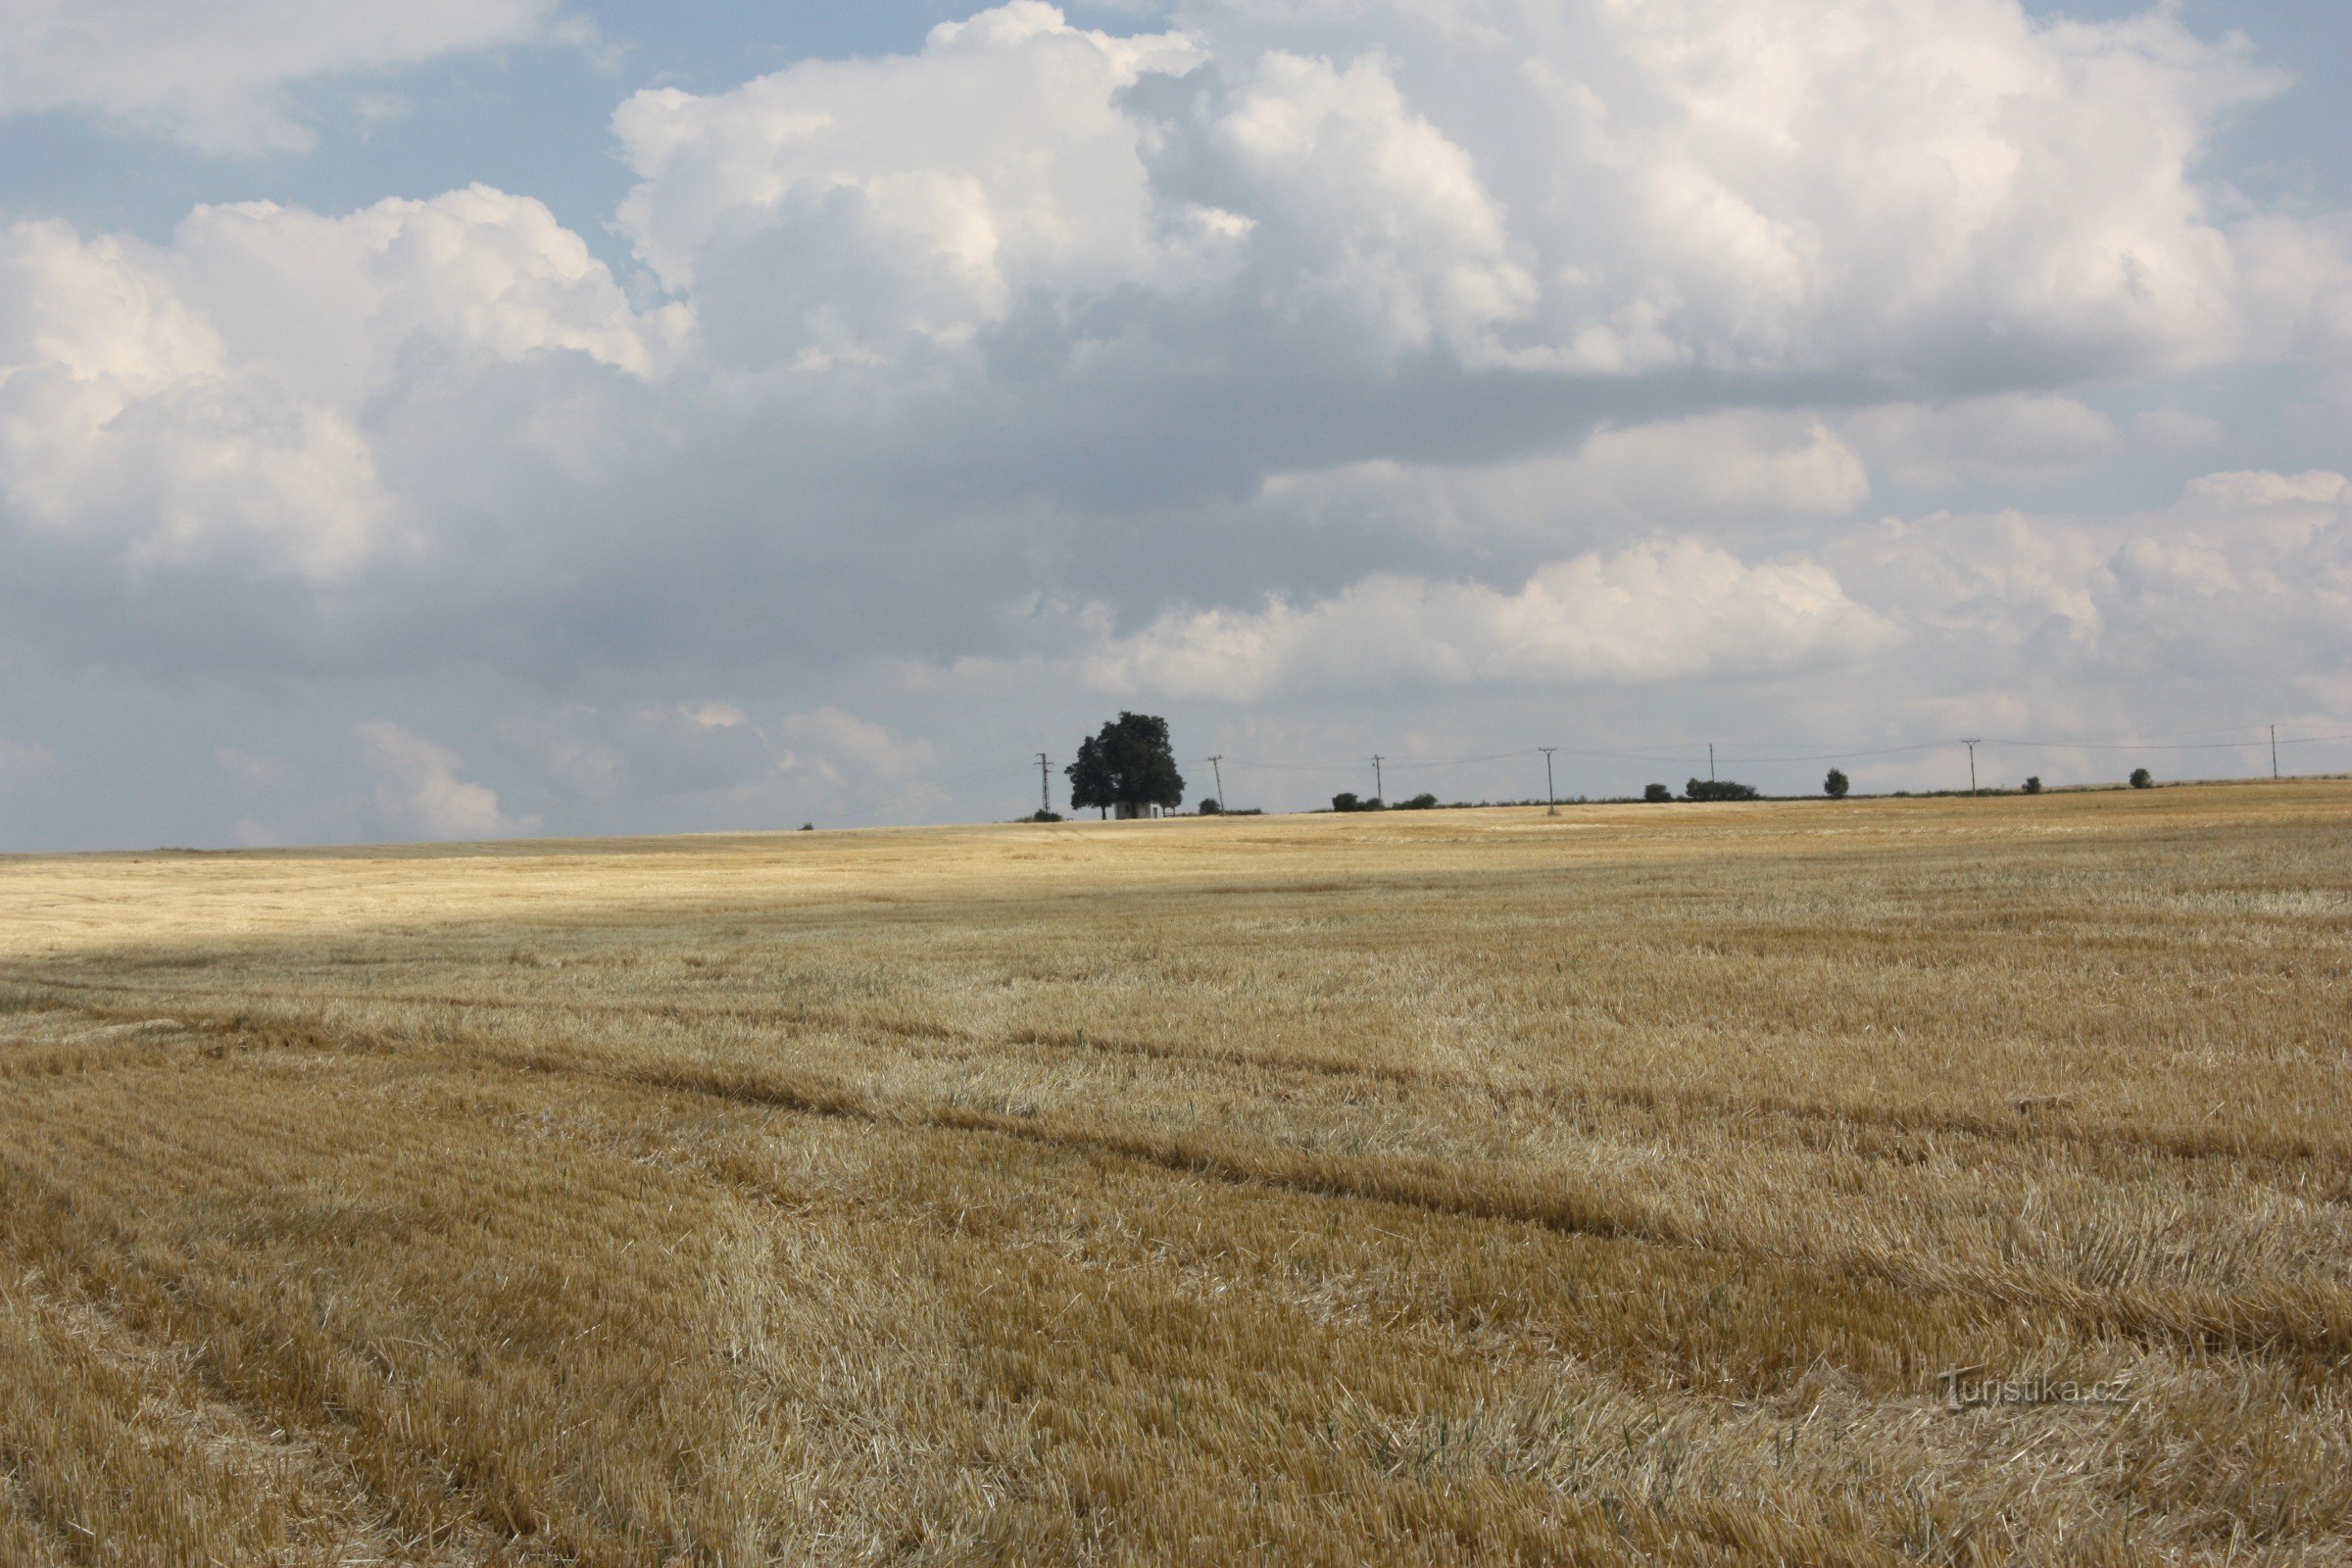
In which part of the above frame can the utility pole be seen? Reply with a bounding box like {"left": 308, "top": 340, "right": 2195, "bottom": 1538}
{"left": 1540, "top": 747, "right": 1558, "bottom": 815}
{"left": 1207, "top": 755, "right": 1225, "bottom": 808}
{"left": 1037, "top": 754, "right": 1051, "bottom": 816}
{"left": 1371, "top": 755, "right": 1385, "bottom": 804}
{"left": 1708, "top": 743, "right": 1716, "bottom": 783}
{"left": 2271, "top": 724, "right": 2279, "bottom": 780}
{"left": 1964, "top": 739, "right": 1981, "bottom": 797}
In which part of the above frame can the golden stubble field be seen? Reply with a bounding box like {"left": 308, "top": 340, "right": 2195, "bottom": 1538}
{"left": 1, "top": 781, "right": 2348, "bottom": 1566}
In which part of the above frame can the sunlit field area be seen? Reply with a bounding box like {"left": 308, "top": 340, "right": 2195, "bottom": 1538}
{"left": 2, "top": 782, "right": 2348, "bottom": 1565}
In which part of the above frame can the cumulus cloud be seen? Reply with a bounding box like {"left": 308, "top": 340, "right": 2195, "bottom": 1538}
{"left": 0, "top": 0, "right": 559, "bottom": 153}
{"left": 1082, "top": 540, "right": 1900, "bottom": 701}
{"left": 1838, "top": 469, "right": 2352, "bottom": 677}
{"left": 607, "top": 0, "right": 2329, "bottom": 391}
{"left": 354, "top": 720, "right": 536, "bottom": 841}
{"left": 1171, "top": 0, "right": 2290, "bottom": 380}
{"left": 1251, "top": 411, "right": 1871, "bottom": 550}
{"left": 1842, "top": 395, "right": 2124, "bottom": 490}
{"left": 0, "top": 221, "right": 389, "bottom": 582}
{"left": 0, "top": 189, "right": 680, "bottom": 588}
{"left": 1146, "top": 47, "right": 1537, "bottom": 363}
{"left": 613, "top": 2, "right": 1214, "bottom": 366}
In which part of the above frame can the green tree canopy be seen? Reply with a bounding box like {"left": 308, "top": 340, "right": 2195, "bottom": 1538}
{"left": 1066, "top": 712, "right": 1186, "bottom": 816}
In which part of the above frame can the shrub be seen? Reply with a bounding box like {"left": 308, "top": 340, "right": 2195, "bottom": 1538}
{"left": 1400, "top": 792, "right": 1440, "bottom": 810}
{"left": 1686, "top": 778, "right": 1761, "bottom": 802}
{"left": 2130, "top": 767, "right": 2154, "bottom": 790}
{"left": 1330, "top": 792, "right": 1362, "bottom": 813}
{"left": 1643, "top": 783, "right": 1674, "bottom": 803}
{"left": 1824, "top": 768, "right": 1850, "bottom": 799}
{"left": 2023, "top": 776, "right": 2042, "bottom": 795}
{"left": 1023, "top": 809, "right": 1063, "bottom": 823}
{"left": 1199, "top": 799, "right": 1222, "bottom": 815}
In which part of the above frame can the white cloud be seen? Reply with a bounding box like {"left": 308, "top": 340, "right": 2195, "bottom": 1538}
{"left": 1171, "top": 0, "right": 2292, "bottom": 379}
{"left": 613, "top": 2, "right": 1212, "bottom": 365}
{"left": 168, "top": 186, "right": 685, "bottom": 390}
{"left": 1838, "top": 469, "right": 2352, "bottom": 674}
{"left": 499, "top": 703, "right": 782, "bottom": 803}
{"left": 1082, "top": 540, "right": 1900, "bottom": 700}
{"left": 2232, "top": 213, "right": 2352, "bottom": 366}
{"left": 1256, "top": 411, "right": 1870, "bottom": 545}
{"left": 0, "top": 190, "right": 679, "bottom": 584}
{"left": 777, "top": 707, "right": 937, "bottom": 783}
{"left": 1842, "top": 394, "right": 2123, "bottom": 489}
{"left": 1169, "top": 48, "right": 1537, "bottom": 361}
{"left": 604, "top": 0, "right": 2338, "bottom": 386}
{"left": 353, "top": 720, "right": 535, "bottom": 841}
{"left": 0, "top": 0, "right": 559, "bottom": 153}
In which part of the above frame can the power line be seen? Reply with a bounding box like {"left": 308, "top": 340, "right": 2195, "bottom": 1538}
{"left": 1385, "top": 748, "right": 1542, "bottom": 769}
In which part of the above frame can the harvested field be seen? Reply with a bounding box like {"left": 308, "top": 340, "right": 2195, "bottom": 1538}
{"left": 2, "top": 781, "right": 2348, "bottom": 1565}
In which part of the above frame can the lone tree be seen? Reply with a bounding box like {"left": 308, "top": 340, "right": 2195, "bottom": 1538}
{"left": 1824, "top": 768, "right": 1850, "bottom": 800}
{"left": 2129, "top": 766, "right": 2154, "bottom": 790}
{"left": 2023, "top": 776, "right": 2043, "bottom": 795}
{"left": 1066, "top": 712, "right": 1186, "bottom": 818}
{"left": 1643, "top": 783, "right": 1673, "bottom": 803}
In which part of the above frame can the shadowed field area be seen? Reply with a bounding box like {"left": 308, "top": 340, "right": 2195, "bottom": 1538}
{"left": 2, "top": 782, "right": 2348, "bottom": 1565}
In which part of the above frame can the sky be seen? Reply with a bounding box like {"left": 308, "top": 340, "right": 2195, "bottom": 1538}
{"left": 1, "top": 0, "right": 2347, "bottom": 849}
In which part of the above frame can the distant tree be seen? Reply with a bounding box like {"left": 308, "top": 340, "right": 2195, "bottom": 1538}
{"left": 2023, "top": 776, "right": 2043, "bottom": 795}
{"left": 1687, "top": 778, "right": 1761, "bottom": 802}
{"left": 1400, "top": 792, "right": 1440, "bottom": 810}
{"left": 1643, "top": 783, "right": 1674, "bottom": 803}
{"left": 799, "top": 822, "right": 814, "bottom": 831}
{"left": 1022, "top": 809, "right": 1063, "bottom": 823}
{"left": 1331, "top": 792, "right": 1362, "bottom": 813}
{"left": 1066, "top": 712, "right": 1185, "bottom": 818}
{"left": 1824, "top": 768, "right": 1850, "bottom": 800}
{"left": 1066, "top": 736, "right": 1113, "bottom": 817}
{"left": 1199, "top": 798, "right": 1223, "bottom": 815}
{"left": 2129, "top": 767, "right": 2154, "bottom": 790}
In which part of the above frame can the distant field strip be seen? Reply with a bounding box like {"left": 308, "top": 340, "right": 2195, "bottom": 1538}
{"left": 2, "top": 783, "right": 2348, "bottom": 1564}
